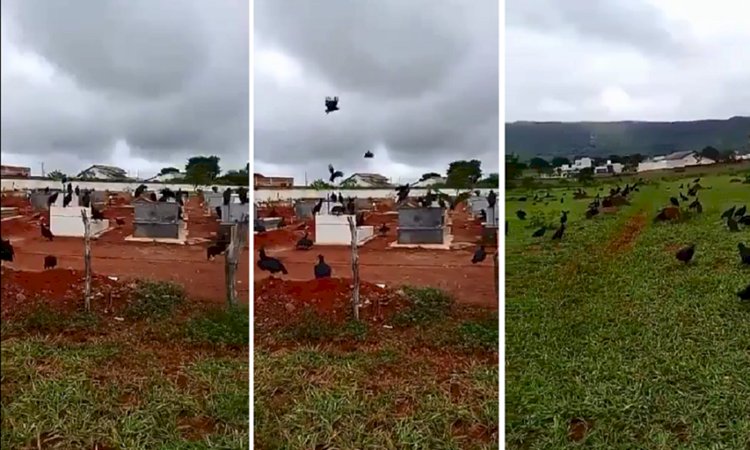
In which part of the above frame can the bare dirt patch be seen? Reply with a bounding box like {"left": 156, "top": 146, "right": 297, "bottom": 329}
{"left": 606, "top": 212, "right": 647, "bottom": 254}
{"left": 568, "top": 417, "right": 594, "bottom": 442}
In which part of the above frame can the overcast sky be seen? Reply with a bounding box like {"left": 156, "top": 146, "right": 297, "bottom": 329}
{"left": 1, "top": 0, "right": 248, "bottom": 178}
{"left": 507, "top": 0, "right": 750, "bottom": 122}
{"left": 254, "top": 0, "right": 499, "bottom": 185}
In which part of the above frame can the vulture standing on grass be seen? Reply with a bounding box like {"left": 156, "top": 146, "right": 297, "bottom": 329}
{"left": 676, "top": 244, "right": 696, "bottom": 264}
{"left": 738, "top": 284, "right": 750, "bottom": 301}
{"left": 737, "top": 243, "right": 750, "bottom": 265}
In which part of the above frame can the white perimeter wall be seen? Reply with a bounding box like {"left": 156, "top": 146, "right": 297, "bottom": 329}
{"left": 2, "top": 178, "right": 498, "bottom": 202}
{"left": 1, "top": 178, "right": 246, "bottom": 193}
{"left": 255, "top": 187, "right": 497, "bottom": 202}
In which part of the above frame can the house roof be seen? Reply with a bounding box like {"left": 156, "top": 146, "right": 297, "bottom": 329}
{"left": 345, "top": 173, "right": 391, "bottom": 186}
{"left": 77, "top": 164, "right": 130, "bottom": 179}
{"left": 663, "top": 150, "right": 696, "bottom": 161}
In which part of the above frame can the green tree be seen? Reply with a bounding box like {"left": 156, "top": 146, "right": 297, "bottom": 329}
{"left": 420, "top": 172, "right": 442, "bottom": 181}
{"left": 477, "top": 173, "right": 499, "bottom": 188}
{"left": 47, "top": 170, "right": 67, "bottom": 180}
{"left": 159, "top": 167, "right": 180, "bottom": 175}
{"left": 217, "top": 169, "right": 249, "bottom": 186}
{"left": 310, "top": 179, "right": 333, "bottom": 190}
{"left": 185, "top": 156, "right": 221, "bottom": 180}
{"left": 340, "top": 178, "right": 358, "bottom": 188}
{"left": 699, "top": 146, "right": 721, "bottom": 162}
{"left": 505, "top": 154, "right": 526, "bottom": 181}
{"left": 576, "top": 167, "right": 594, "bottom": 183}
{"left": 551, "top": 157, "right": 570, "bottom": 167}
{"left": 446, "top": 159, "right": 482, "bottom": 188}
{"left": 529, "top": 157, "right": 550, "bottom": 173}
{"left": 184, "top": 156, "right": 221, "bottom": 187}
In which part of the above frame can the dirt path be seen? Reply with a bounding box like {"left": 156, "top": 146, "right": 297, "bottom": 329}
{"left": 606, "top": 211, "right": 648, "bottom": 254}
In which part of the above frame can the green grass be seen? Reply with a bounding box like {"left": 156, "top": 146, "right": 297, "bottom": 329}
{"left": 255, "top": 287, "right": 499, "bottom": 449}
{"left": 126, "top": 280, "right": 186, "bottom": 319}
{"left": 1, "top": 297, "right": 248, "bottom": 449}
{"left": 505, "top": 172, "right": 750, "bottom": 448}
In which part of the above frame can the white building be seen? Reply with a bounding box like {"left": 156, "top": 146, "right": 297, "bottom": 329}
{"left": 341, "top": 173, "right": 392, "bottom": 187}
{"left": 594, "top": 160, "right": 624, "bottom": 175}
{"left": 558, "top": 157, "right": 593, "bottom": 177}
{"left": 637, "top": 151, "right": 715, "bottom": 173}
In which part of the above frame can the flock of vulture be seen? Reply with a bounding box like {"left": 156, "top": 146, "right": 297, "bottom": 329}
{"left": 509, "top": 177, "right": 750, "bottom": 302}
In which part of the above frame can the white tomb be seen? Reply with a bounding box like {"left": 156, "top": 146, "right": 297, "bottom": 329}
{"left": 49, "top": 206, "right": 109, "bottom": 238}
{"left": 314, "top": 214, "right": 374, "bottom": 246}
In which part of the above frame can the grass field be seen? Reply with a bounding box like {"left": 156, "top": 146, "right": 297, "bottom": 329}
{"left": 505, "top": 169, "right": 750, "bottom": 448}
{"left": 254, "top": 288, "right": 499, "bottom": 450}
{"left": 0, "top": 283, "right": 249, "bottom": 450}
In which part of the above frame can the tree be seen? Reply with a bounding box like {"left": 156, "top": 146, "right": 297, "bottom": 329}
{"left": 47, "top": 170, "right": 67, "bottom": 180}
{"left": 446, "top": 160, "right": 482, "bottom": 188}
{"left": 159, "top": 167, "right": 180, "bottom": 175}
{"left": 699, "top": 146, "right": 721, "bottom": 162}
{"left": 184, "top": 156, "right": 221, "bottom": 187}
{"left": 217, "top": 169, "right": 249, "bottom": 186}
{"left": 310, "top": 179, "right": 333, "bottom": 190}
{"left": 420, "top": 172, "right": 442, "bottom": 181}
{"left": 185, "top": 156, "right": 221, "bottom": 180}
{"left": 576, "top": 167, "right": 594, "bottom": 183}
{"left": 506, "top": 154, "right": 527, "bottom": 181}
{"left": 340, "top": 178, "right": 358, "bottom": 188}
{"left": 551, "top": 157, "right": 571, "bottom": 167}
{"left": 476, "top": 173, "right": 499, "bottom": 188}
{"left": 608, "top": 155, "right": 624, "bottom": 164}
{"left": 528, "top": 157, "right": 550, "bottom": 173}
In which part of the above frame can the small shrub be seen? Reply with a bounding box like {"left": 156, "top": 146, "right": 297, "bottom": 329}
{"left": 185, "top": 307, "right": 249, "bottom": 345}
{"left": 125, "top": 280, "right": 185, "bottom": 319}
{"left": 392, "top": 287, "right": 454, "bottom": 326}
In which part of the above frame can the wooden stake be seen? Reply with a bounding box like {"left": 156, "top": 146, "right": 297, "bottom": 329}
{"left": 81, "top": 209, "right": 92, "bottom": 312}
{"left": 347, "top": 216, "right": 360, "bottom": 321}
{"left": 225, "top": 222, "right": 248, "bottom": 309}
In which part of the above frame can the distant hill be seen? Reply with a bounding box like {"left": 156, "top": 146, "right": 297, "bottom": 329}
{"left": 505, "top": 116, "right": 750, "bottom": 160}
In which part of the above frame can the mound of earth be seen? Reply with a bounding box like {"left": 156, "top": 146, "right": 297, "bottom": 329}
{"left": 0, "top": 267, "right": 128, "bottom": 318}
{"left": 254, "top": 277, "right": 407, "bottom": 327}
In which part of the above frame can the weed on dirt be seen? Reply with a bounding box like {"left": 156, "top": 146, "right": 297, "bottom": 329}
{"left": 254, "top": 282, "right": 499, "bottom": 450}
{"left": 505, "top": 173, "right": 750, "bottom": 449}
{"left": 1, "top": 278, "right": 249, "bottom": 449}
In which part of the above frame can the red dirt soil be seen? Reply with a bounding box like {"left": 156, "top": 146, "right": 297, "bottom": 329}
{"left": 255, "top": 277, "right": 407, "bottom": 326}
{"left": 0, "top": 267, "right": 126, "bottom": 318}
{"left": 254, "top": 205, "right": 498, "bottom": 308}
{"left": 1, "top": 196, "right": 248, "bottom": 305}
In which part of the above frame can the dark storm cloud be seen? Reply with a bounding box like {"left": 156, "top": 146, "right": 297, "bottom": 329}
{"left": 254, "top": 0, "right": 498, "bottom": 183}
{"left": 0, "top": 0, "right": 248, "bottom": 175}
{"left": 506, "top": 0, "right": 750, "bottom": 122}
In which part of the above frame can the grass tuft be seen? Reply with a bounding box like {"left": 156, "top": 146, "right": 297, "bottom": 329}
{"left": 392, "top": 286, "right": 454, "bottom": 326}
{"left": 184, "top": 307, "right": 249, "bottom": 345}
{"left": 126, "top": 280, "right": 185, "bottom": 319}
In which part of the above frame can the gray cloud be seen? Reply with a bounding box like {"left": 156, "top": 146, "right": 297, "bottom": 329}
{"left": 1, "top": 0, "right": 248, "bottom": 176}
{"left": 254, "top": 0, "right": 498, "bottom": 184}
{"left": 506, "top": 0, "right": 750, "bottom": 122}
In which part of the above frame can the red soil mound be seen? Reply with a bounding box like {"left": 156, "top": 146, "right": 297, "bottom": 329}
{"left": 254, "top": 226, "right": 311, "bottom": 249}
{"left": 1, "top": 267, "right": 125, "bottom": 318}
{"left": 254, "top": 277, "right": 407, "bottom": 326}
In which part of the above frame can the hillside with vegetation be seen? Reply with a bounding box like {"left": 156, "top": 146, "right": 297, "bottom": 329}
{"left": 505, "top": 116, "right": 750, "bottom": 159}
